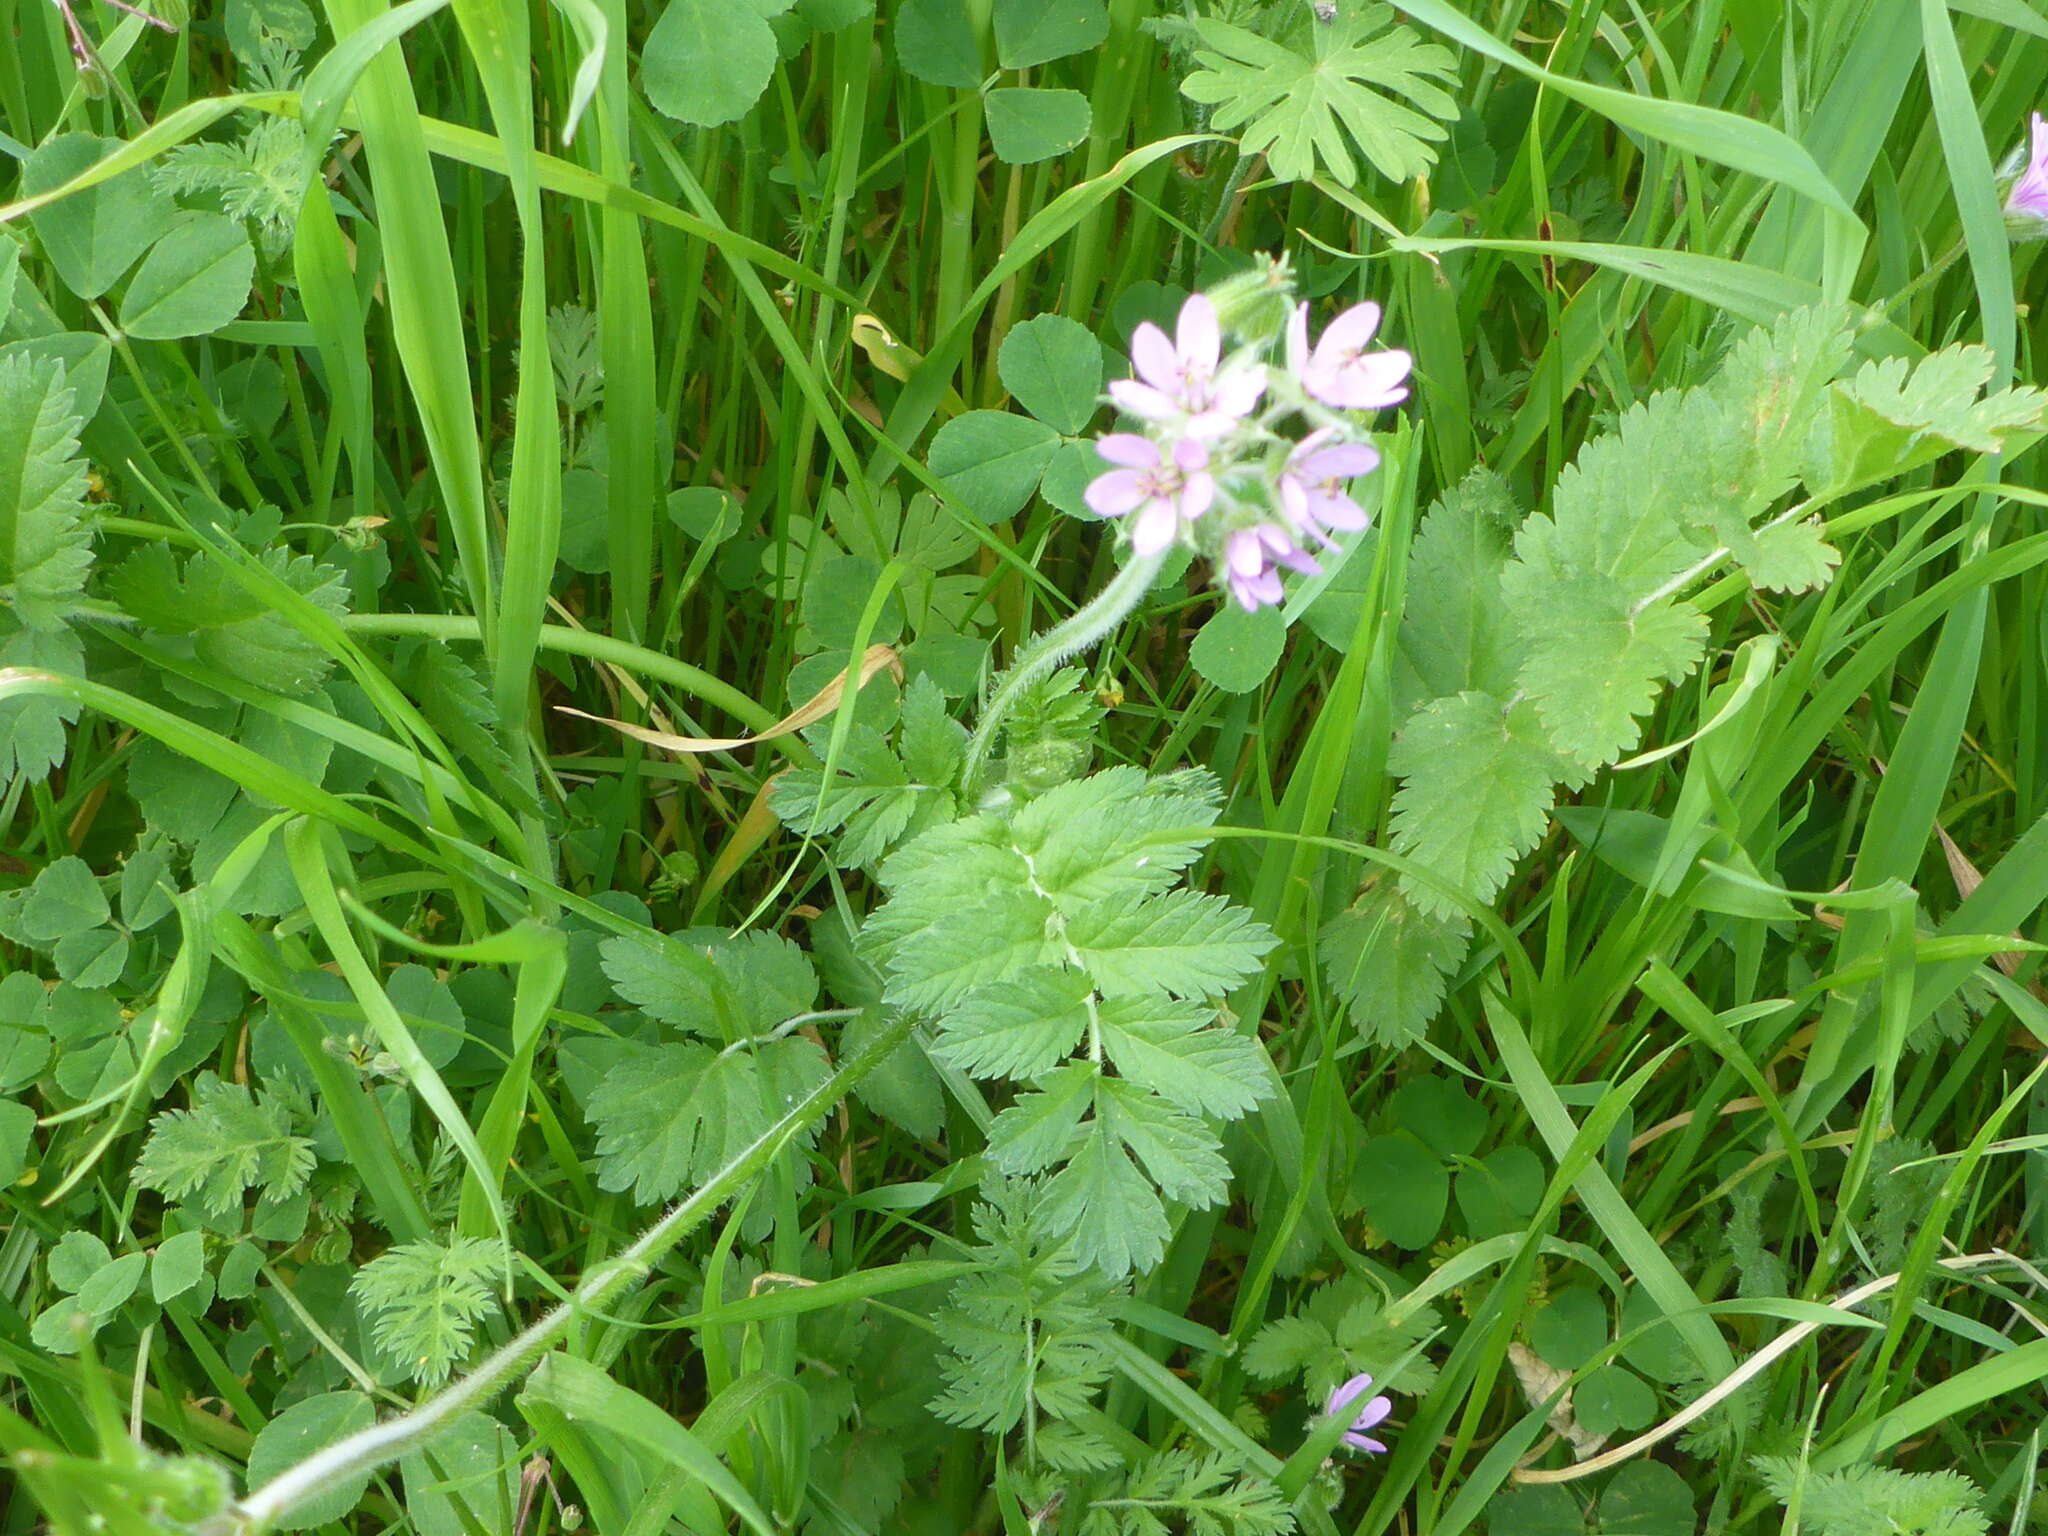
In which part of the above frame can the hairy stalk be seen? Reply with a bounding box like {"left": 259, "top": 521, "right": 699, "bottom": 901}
{"left": 960, "top": 547, "right": 1167, "bottom": 795}
{"left": 229, "top": 1015, "right": 912, "bottom": 1533}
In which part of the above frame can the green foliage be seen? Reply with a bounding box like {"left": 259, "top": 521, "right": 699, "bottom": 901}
{"left": 1754, "top": 1457, "right": 1991, "bottom": 1536}
{"left": 1179, "top": 5, "right": 1457, "bottom": 186}
{"left": 109, "top": 543, "right": 349, "bottom": 694}
{"left": 1077, "top": 1449, "right": 1295, "bottom": 1536}
{"left": 0, "top": 354, "right": 91, "bottom": 632}
{"left": 1242, "top": 1273, "right": 1440, "bottom": 1400}
{"left": 929, "top": 1177, "right": 1123, "bottom": 1449}
{"left": 133, "top": 1071, "right": 315, "bottom": 1216}
{"left": 351, "top": 1235, "right": 503, "bottom": 1386}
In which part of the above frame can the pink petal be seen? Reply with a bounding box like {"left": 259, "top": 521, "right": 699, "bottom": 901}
{"left": 1129, "top": 321, "right": 1179, "bottom": 392}
{"left": 1314, "top": 301, "right": 1383, "bottom": 360}
{"left": 1179, "top": 471, "right": 1215, "bottom": 520}
{"left": 1108, "top": 379, "right": 1180, "bottom": 420}
{"left": 1211, "top": 364, "right": 1267, "bottom": 418}
{"left": 1307, "top": 488, "right": 1369, "bottom": 532}
{"left": 1085, "top": 469, "right": 1147, "bottom": 517}
{"left": 1225, "top": 529, "right": 1262, "bottom": 576}
{"left": 1131, "top": 498, "right": 1177, "bottom": 556}
{"left": 1096, "top": 432, "right": 1160, "bottom": 469}
{"left": 1285, "top": 302, "right": 1311, "bottom": 378}
{"left": 1339, "top": 1433, "right": 1388, "bottom": 1455}
{"left": 1302, "top": 441, "right": 1380, "bottom": 479}
{"left": 1278, "top": 475, "right": 1310, "bottom": 528}
{"left": 1170, "top": 436, "right": 1209, "bottom": 473}
{"left": 1176, "top": 293, "right": 1220, "bottom": 371}
{"left": 2033, "top": 111, "right": 2048, "bottom": 168}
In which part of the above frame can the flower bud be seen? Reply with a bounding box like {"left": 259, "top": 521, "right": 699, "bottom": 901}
{"left": 1203, "top": 253, "right": 1298, "bottom": 345}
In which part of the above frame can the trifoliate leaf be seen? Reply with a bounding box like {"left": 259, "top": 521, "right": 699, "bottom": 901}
{"left": 23, "top": 134, "right": 174, "bottom": 299}
{"left": 996, "top": 313, "right": 1103, "bottom": 436}
{"left": 132, "top": 1072, "right": 315, "bottom": 1216}
{"left": 984, "top": 87, "right": 1092, "bottom": 165}
{"left": 585, "top": 1036, "right": 829, "bottom": 1204}
{"left": 245, "top": 1394, "right": 378, "bottom": 1530}
{"left": 927, "top": 410, "right": 1060, "bottom": 522}
{"left": 641, "top": 0, "right": 794, "bottom": 126}
{"left": 1179, "top": 6, "right": 1457, "bottom": 187}
{"left": 19, "top": 856, "right": 108, "bottom": 942}
{"left": 0, "top": 354, "right": 91, "bottom": 631}
{"left": 992, "top": 0, "right": 1106, "bottom": 68}
{"left": 1190, "top": 601, "right": 1286, "bottom": 694}
{"left": 894, "top": 0, "right": 981, "bottom": 87}
{"left": 118, "top": 215, "right": 255, "bottom": 340}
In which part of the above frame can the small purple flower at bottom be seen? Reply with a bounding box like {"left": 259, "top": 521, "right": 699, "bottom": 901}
{"left": 1277, "top": 427, "right": 1378, "bottom": 547}
{"left": 1223, "top": 523, "right": 1320, "bottom": 612}
{"left": 1086, "top": 433, "right": 1215, "bottom": 556}
{"left": 1327, "top": 1372, "right": 1394, "bottom": 1455}
{"left": 2008, "top": 112, "right": 2048, "bottom": 229}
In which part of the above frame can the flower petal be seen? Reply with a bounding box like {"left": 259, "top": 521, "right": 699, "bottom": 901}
{"left": 1176, "top": 293, "right": 1220, "bottom": 371}
{"left": 1211, "top": 364, "right": 1268, "bottom": 418}
{"left": 1179, "top": 471, "right": 1215, "bottom": 520}
{"left": 1316, "top": 300, "right": 1383, "bottom": 359}
{"left": 1302, "top": 441, "right": 1380, "bottom": 479}
{"left": 1095, "top": 432, "right": 1161, "bottom": 469}
{"left": 1129, "top": 321, "right": 1179, "bottom": 392}
{"left": 1108, "top": 379, "right": 1180, "bottom": 420}
{"left": 1131, "top": 498, "right": 1177, "bottom": 556}
{"left": 1339, "top": 1433, "right": 1388, "bottom": 1455}
{"left": 1084, "top": 469, "right": 1147, "bottom": 517}
{"left": 1285, "top": 302, "right": 1311, "bottom": 379}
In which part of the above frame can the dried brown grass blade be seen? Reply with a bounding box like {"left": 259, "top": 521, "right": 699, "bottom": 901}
{"left": 558, "top": 644, "right": 903, "bottom": 755}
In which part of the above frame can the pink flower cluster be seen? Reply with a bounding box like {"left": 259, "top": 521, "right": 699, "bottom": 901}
{"left": 1085, "top": 285, "right": 1410, "bottom": 612}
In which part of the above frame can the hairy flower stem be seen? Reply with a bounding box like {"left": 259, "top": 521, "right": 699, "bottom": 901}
{"left": 229, "top": 1015, "right": 912, "bottom": 1534}
{"left": 961, "top": 547, "right": 1167, "bottom": 795}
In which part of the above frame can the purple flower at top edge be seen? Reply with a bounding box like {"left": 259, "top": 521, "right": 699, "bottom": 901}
{"left": 1277, "top": 427, "right": 1378, "bottom": 548}
{"left": 1223, "top": 522, "right": 1319, "bottom": 612}
{"left": 2008, "top": 112, "right": 2048, "bottom": 225}
{"left": 1288, "top": 301, "right": 1413, "bottom": 413}
{"left": 1086, "top": 432, "right": 1215, "bottom": 556}
{"left": 1110, "top": 293, "right": 1267, "bottom": 438}
{"left": 1326, "top": 1372, "right": 1394, "bottom": 1455}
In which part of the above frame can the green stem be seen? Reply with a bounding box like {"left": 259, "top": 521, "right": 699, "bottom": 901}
{"left": 338, "top": 612, "right": 777, "bottom": 734}
{"left": 960, "top": 548, "right": 1167, "bottom": 795}
{"left": 231, "top": 1013, "right": 912, "bottom": 1533}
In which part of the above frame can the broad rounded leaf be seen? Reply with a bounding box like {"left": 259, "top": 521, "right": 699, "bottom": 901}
{"left": 895, "top": 0, "right": 981, "bottom": 87}
{"left": 151, "top": 1230, "right": 209, "bottom": 1304}
{"left": 1190, "top": 601, "right": 1285, "bottom": 694}
{"left": 985, "top": 86, "right": 1091, "bottom": 164}
{"left": 997, "top": 313, "right": 1103, "bottom": 434}
{"left": 1596, "top": 1460, "right": 1693, "bottom": 1534}
{"left": 993, "top": 0, "right": 1107, "bottom": 68}
{"left": 245, "top": 1393, "right": 378, "bottom": 1529}
{"left": 24, "top": 134, "right": 174, "bottom": 299}
{"left": 1351, "top": 1131, "right": 1447, "bottom": 1249}
{"left": 119, "top": 216, "right": 255, "bottom": 340}
{"left": 643, "top": 0, "right": 783, "bottom": 126}
{"left": 927, "top": 410, "right": 1059, "bottom": 522}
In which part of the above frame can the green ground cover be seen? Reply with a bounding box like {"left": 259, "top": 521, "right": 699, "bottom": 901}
{"left": 6, "top": 1, "right": 2048, "bottom": 1532}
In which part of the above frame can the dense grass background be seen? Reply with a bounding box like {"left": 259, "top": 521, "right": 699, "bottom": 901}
{"left": 7, "top": 0, "right": 2048, "bottom": 1531}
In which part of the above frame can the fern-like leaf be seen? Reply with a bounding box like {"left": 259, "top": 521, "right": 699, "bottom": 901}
{"left": 133, "top": 1072, "right": 315, "bottom": 1216}
{"left": 351, "top": 1235, "right": 502, "bottom": 1386}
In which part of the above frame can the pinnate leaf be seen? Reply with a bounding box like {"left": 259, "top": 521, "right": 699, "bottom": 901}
{"left": 0, "top": 354, "right": 91, "bottom": 632}
{"left": 134, "top": 1072, "right": 315, "bottom": 1216}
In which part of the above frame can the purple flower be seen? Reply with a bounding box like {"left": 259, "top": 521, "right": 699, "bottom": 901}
{"left": 1277, "top": 428, "right": 1377, "bottom": 547}
{"left": 1326, "top": 1372, "right": 1394, "bottom": 1455}
{"left": 1223, "top": 522, "right": 1319, "bottom": 612}
{"left": 1288, "top": 301, "right": 1413, "bottom": 412}
{"left": 1111, "top": 294, "right": 1267, "bottom": 437}
{"left": 1086, "top": 432, "right": 1215, "bottom": 555}
{"left": 2008, "top": 112, "right": 2048, "bottom": 227}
